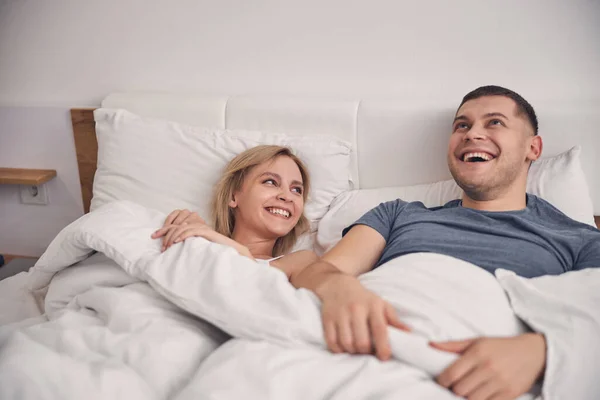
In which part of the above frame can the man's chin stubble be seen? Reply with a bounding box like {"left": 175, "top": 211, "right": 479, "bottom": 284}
{"left": 454, "top": 176, "right": 499, "bottom": 202}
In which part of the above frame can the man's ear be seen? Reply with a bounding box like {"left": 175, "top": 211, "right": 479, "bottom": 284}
{"left": 229, "top": 194, "right": 238, "bottom": 208}
{"left": 527, "top": 135, "right": 543, "bottom": 162}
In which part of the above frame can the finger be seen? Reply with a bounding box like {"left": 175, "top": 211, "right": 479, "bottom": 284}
{"left": 324, "top": 320, "right": 343, "bottom": 353}
{"left": 385, "top": 303, "right": 411, "bottom": 332}
{"left": 162, "top": 226, "right": 174, "bottom": 249}
{"left": 351, "top": 307, "right": 371, "bottom": 355}
{"left": 164, "top": 210, "right": 181, "bottom": 226}
{"left": 488, "top": 392, "right": 514, "bottom": 400}
{"left": 337, "top": 313, "right": 356, "bottom": 354}
{"left": 468, "top": 380, "right": 505, "bottom": 400}
{"left": 369, "top": 307, "right": 391, "bottom": 360}
{"left": 430, "top": 339, "right": 475, "bottom": 354}
{"left": 172, "top": 209, "right": 191, "bottom": 225}
{"left": 451, "top": 365, "right": 494, "bottom": 398}
{"left": 151, "top": 226, "right": 170, "bottom": 239}
{"left": 174, "top": 227, "right": 203, "bottom": 243}
{"left": 436, "top": 350, "right": 479, "bottom": 389}
{"left": 164, "top": 225, "right": 184, "bottom": 250}
{"left": 161, "top": 226, "right": 176, "bottom": 251}
{"left": 174, "top": 231, "right": 192, "bottom": 243}
{"left": 166, "top": 225, "right": 189, "bottom": 249}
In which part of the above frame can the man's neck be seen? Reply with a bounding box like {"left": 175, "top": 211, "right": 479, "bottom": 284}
{"left": 461, "top": 185, "right": 528, "bottom": 212}
{"left": 231, "top": 227, "right": 276, "bottom": 259}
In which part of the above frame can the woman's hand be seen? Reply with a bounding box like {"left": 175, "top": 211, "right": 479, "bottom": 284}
{"left": 161, "top": 208, "right": 206, "bottom": 226}
{"left": 151, "top": 209, "right": 206, "bottom": 250}
{"left": 152, "top": 222, "right": 252, "bottom": 258}
{"left": 154, "top": 222, "right": 214, "bottom": 251}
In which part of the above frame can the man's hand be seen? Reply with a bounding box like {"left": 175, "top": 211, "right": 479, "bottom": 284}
{"left": 318, "top": 273, "right": 411, "bottom": 361}
{"left": 290, "top": 225, "right": 409, "bottom": 361}
{"left": 430, "top": 333, "right": 546, "bottom": 400}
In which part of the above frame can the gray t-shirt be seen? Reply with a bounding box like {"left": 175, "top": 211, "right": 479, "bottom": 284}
{"left": 343, "top": 194, "right": 600, "bottom": 278}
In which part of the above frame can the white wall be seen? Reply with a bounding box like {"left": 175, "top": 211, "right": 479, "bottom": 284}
{"left": 1, "top": 0, "right": 599, "bottom": 255}
{"left": 0, "top": 107, "right": 83, "bottom": 256}
{"left": 2, "top": 0, "right": 599, "bottom": 106}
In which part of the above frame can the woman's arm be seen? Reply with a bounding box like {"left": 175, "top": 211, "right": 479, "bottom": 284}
{"left": 270, "top": 250, "right": 319, "bottom": 280}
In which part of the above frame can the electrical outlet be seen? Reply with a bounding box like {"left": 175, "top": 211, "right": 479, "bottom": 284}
{"left": 19, "top": 184, "right": 49, "bottom": 205}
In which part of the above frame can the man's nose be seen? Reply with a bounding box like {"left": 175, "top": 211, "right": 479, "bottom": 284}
{"left": 464, "top": 123, "right": 486, "bottom": 141}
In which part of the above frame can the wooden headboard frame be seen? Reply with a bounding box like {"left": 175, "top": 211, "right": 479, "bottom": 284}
{"left": 70, "top": 107, "right": 600, "bottom": 229}
{"left": 71, "top": 108, "right": 97, "bottom": 213}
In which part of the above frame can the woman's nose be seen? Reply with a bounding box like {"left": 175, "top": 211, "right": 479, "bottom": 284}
{"left": 278, "top": 190, "right": 292, "bottom": 202}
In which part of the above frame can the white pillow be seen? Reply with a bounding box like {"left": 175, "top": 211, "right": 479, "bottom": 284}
{"left": 317, "top": 146, "right": 595, "bottom": 252}
{"left": 526, "top": 146, "right": 594, "bottom": 226}
{"left": 92, "top": 109, "right": 352, "bottom": 229}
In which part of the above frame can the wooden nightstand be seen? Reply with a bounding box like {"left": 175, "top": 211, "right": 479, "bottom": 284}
{"left": 0, "top": 167, "right": 57, "bottom": 205}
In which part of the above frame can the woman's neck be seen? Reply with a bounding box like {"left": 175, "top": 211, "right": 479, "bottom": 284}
{"left": 231, "top": 227, "right": 276, "bottom": 259}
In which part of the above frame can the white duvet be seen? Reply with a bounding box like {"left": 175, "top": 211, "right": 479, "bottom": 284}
{"left": 0, "top": 201, "right": 598, "bottom": 400}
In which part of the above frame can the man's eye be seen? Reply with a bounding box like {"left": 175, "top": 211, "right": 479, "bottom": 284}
{"left": 455, "top": 123, "right": 469, "bottom": 130}
{"left": 489, "top": 119, "right": 503, "bottom": 126}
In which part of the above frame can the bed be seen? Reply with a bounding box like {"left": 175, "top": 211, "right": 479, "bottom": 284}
{"left": 1, "top": 92, "right": 599, "bottom": 399}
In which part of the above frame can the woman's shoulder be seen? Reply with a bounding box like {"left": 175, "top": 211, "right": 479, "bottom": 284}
{"left": 279, "top": 249, "right": 318, "bottom": 263}
{"left": 270, "top": 250, "right": 319, "bottom": 279}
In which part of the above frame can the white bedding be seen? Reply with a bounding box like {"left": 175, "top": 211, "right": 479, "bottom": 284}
{"left": 0, "top": 201, "right": 598, "bottom": 399}
{"left": 0, "top": 271, "right": 43, "bottom": 325}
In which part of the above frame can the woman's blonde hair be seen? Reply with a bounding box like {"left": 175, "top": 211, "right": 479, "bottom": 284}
{"left": 212, "top": 145, "right": 311, "bottom": 256}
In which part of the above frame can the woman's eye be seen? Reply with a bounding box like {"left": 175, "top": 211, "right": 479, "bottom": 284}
{"left": 263, "top": 179, "right": 277, "bottom": 186}
{"left": 291, "top": 187, "right": 303, "bottom": 194}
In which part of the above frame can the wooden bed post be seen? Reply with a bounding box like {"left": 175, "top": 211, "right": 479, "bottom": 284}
{"left": 70, "top": 108, "right": 98, "bottom": 214}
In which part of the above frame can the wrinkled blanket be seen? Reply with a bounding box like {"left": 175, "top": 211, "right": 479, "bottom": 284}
{"left": 0, "top": 201, "right": 598, "bottom": 399}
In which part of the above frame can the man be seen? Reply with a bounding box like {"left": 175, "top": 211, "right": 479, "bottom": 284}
{"left": 290, "top": 86, "right": 600, "bottom": 400}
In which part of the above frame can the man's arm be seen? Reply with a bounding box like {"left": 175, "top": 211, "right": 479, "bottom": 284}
{"left": 290, "top": 225, "right": 410, "bottom": 360}
{"left": 291, "top": 224, "right": 385, "bottom": 283}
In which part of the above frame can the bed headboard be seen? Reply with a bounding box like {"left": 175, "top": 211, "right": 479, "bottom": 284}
{"left": 70, "top": 108, "right": 97, "bottom": 213}
{"left": 70, "top": 92, "right": 600, "bottom": 228}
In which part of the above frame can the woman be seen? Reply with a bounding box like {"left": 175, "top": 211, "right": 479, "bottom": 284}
{"left": 151, "top": 145, "right": 318, "bottom": 279}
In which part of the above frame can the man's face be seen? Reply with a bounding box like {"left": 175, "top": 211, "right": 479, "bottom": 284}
{"left": 447, "top": 95, "right": 542, "bottom": 200}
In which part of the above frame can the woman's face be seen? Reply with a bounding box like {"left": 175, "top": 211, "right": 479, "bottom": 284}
{"left": 230, "top": 156, "right": 306, "bottom": 239}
